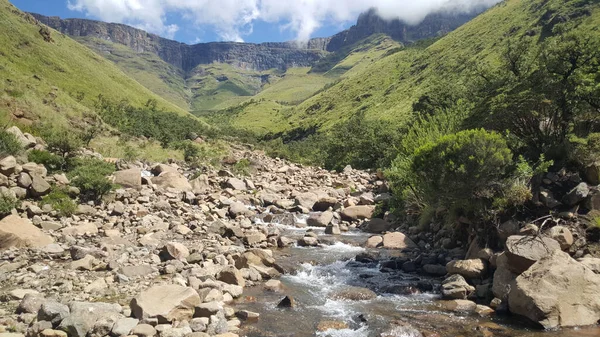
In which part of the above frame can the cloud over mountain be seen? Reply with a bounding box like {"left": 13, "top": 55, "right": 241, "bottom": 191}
{"left": 67, "top": 0, "right": 502, "bottom": 42}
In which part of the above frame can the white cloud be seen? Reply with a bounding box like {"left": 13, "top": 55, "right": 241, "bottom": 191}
{"left": 67, "top": 0, "right": 502, "bottom": 42}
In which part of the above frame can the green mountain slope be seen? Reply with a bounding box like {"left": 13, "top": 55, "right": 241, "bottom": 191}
{"left": 0, "top": 0, "right": 189, "bottom": 128}
{"left": 221, "top": 0, "right": 600, "bottom": 136}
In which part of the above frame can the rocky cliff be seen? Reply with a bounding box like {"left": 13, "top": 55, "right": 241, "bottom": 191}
{"left": 31, "top": 13, "right": 329, "bottom": 72}
{"left": 31, "top": 9, "right": 480, "bottom": 72}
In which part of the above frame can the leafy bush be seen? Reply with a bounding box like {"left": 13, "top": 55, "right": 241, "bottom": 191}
{"left": 43, "top": 129, "right": 84, "bottom": 158}
{"left": 233, "top": 159, "right": 251, "bottom": 176}
{"left": 0, "top": 130, "right": 22, "bottom": 158}
{"left": 572, "top": 133, "right": 600, "bottom": 167}
{"left": 0, "top": 194, "right": 19, "bottom": 217}
{"left": 410, "top": 129, "right": 513, "bottom": 213}
{"left": 28, "top": 150, "right": 65, "bottom": 172}
{"left": 68, "top": 158, "right": 115, "bottom": 202}
{"left": 41, "top": 188, "right": 76, "bottom": 217}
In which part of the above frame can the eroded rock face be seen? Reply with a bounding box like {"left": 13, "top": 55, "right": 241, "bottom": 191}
{"left": 504, "top": 235, "right": 561, "bottom": 274}
{"left": 130, "top": 285, "right": 201, "bottom": 323}
{"left": 508, "top": 250, "right": 600, "bottom": 329}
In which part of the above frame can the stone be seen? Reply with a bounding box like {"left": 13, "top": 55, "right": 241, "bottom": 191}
{"left": 492, "top": 253, "right": 518, "bottom": 301}
{"left": 121, "top": 265, "right": 154, "bottom": 278}
{"left": 298, "top": 236, "right": 319, "bottom": 247}
{"left": 422, "top": 264, "right": 447, "bottom": 276}
{"left": 316, "top": 321, "right": 348, "bottom": 331}
{"left": 362, "top": 218, "right": 392, "bottom": 233}
{"left": 6, "top": 126, "right": 35, "bottom": 148}
{"left": 277, "top": 296, "right": 295, "bottom": 308}
{"left": 497, "top": 220, "right": 519, "bottom": 241}
{"left": 294, "top": 192, "right": 318, "bottom": 209}
{"left": 17, "top": 293, "right": 45, "bottom": 314}
{"left": 130, "top": 285, "right": 201, "bottom": 323}
{"left": 152, "top": 172, "right": 192, "bottom": 192}
{"left": 226, "top": 178, "right": 246, "bottom": 191}
{"left": 217, "top": 266, "right": 245, "bottom": 287}
{"left": 111, "top": 318, "right": 139, "bottom": 336}
{"left": 331, "top": 286, "right": 377, "bottom": 301}
{"left": 508, "top": 250, "right": 600, "bottom": 329}
{"left": 113, "top": 168, "right": 142, "bottom": 188}
{"left": 380, "top": 324, "right": 423, "bottom": 337}
{"left": 130, "top": 324, "right": 157, "bottom": 337}
{"left": 306, "top": 211, "right": 333, "bottom": 227}
{"left": 382, "top": 232, "right": 417, "bottom": 249}
{"left": 264, "top": 280, "right": 283, "bottom": 292}
{"left": 190, "top": 175, "right": 210, "bottom": 194}
{"left": 58, "top": 302, "right": 122, "bottom": 337}
{"left": 366, "top": 236, "right": 383, "bottom": 248}
{"left": 39, "top": 329, "right": 68, "bottom": 337}
{"left": 75, "top": 205, "right": 95, "bottom": 215}
{"left": 546, "top": 226, "right": 574, "bottom": 251}
{"left": 562, "top": 183, "right": 589, "bottom": 206}
{"left": 0, "top": 215, "right": 54, "bottom": 250}
{"left": 313, "top": 197, "right": 338, "bottom": 211}
{"left": 38, "top": 301, "right": 70, "bottom": 325}
{"left": 194, "top": 301, "right": 222, "bottom": 318}
{"left": 16, "top": 173, "right": 32, "bottom": 188}
{"left": 162, "top": 242, "right": 189, "bottom": 261}
{"left": 578, "top": 257, "right": 600, "bottom": 274}
{"left": 236, "top": 310, "right": 259, "bottom": 320}
{"left": 324, "top": 224, "right": 341, "bottom": 235}
{"left": 71, "top": 255, "right": 96, "bottom": 270}
{"left": 446, "top": 259, "right": 487, "bottom": 279}
{"left": 61, "top": 222, "right": 98, "bottom": 236}
{"left": 228, "top": 202, "right": 251, "bottom": 218}
{"left": 340, "top": 205, "right": 375, "bottom": 221}
{"left": 441, "top": 274, "right": 475, "bottom": 300}
{"left": 151, "top": 164, "right": 178, "bottom": 176}
{"left": 29, "top": 174, "right": 51, "bottom": 197}
{"left": 475, "top": 305, "right": 495, "bottom": 317}
{"left": 505, "top": 235, "right": 561, "bottom": 274}
{"left": 439, "top": 299, "right": 477, "bottom": 313}
{"left": 0, "top": 156, "right": 17, "bottom": 175}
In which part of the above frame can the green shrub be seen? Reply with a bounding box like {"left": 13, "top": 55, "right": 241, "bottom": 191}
{"left": 0, "top": 194, "right": 19, "bottom": 217}
{"left": 233, "top": 159, "right": 251, "bottom": 176}
{"left": 41, "top": 188, "right": 76, "bottom": 217}
{"left": 410, "top": 129, "right": 513, "bottom": 211}
{"left": 28, "top": 150, "right": 65, "bottom": 172}
{"left": 68, "top": 158, "right": 115, "bottom": 202}
{"left": 571, "top": 133, "right": 600, "bottom": 167}
{"left": 0, "top": 130, "right": 22, "bottom": 158}
{"left": 44, "top": 129, "right": 84, "bottom": 158}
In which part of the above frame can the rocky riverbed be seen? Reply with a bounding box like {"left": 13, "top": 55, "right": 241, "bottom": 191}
{"left": 2, "top": 127, "right": 600, "bottom": 337}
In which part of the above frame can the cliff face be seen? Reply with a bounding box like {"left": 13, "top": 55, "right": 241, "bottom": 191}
{"left": 31, "top": 13, "right": 328, "bottom": 72}
{"left": 31, "top": 9, "right": 480, "bottom": 71}
{"left": 326, "top": 9, "right": 480, "bottom": 52}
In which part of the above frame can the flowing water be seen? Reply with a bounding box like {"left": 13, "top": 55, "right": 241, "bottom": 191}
{"left": 236, "top": 216, "right": 600, "bottom": 337}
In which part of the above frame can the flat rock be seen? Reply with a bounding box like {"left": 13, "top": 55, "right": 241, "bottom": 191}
{"left": 382, "top": 232, "right": 417, "bottom": 250}
{"left": 446, "top": 259, "right": 487, "bottom": 279}
{"left": 113, "top": 168, "right": 142, "bottom": 189}
{"left": 504, "top": 235, "right": 561, "bottom": 274}
{"left": 130, "top": 285, "right": 201, "bottom": 323}
{"left": 0, "top": 215, "right": 54, "bottom": 250}
{"left": 340, "top": 205, "right": 375, "bottom": 221}
{"left": 306, "top": 211, "right": 334, "bottom": 227}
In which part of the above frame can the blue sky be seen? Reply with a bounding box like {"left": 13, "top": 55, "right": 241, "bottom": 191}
{"left": 10, "top": 0, "right": 501, "bottom": 44}
{"left": 10, "top": 0, "right": 354, "bottom": 44}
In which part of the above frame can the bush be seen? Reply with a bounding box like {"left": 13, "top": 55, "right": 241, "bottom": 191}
{"left": 28, "top": 150, "right": 65, "bottom": 172}
{"left": 0, "top": 130, "right": 22, "bottom": 158}
{"left": 44, "top": 129, "right": 83, "bottom": 158}
{"left": 68, "top": 158, "right": 115, "bottom": 202}
{"left": 0, "top": 194, "right": 19, "bottom": 217}
{"left": 41, "top": 188, "right": 76, "bottom": 217}
{"left": 233, "top": 159, "right": 251, "bottom": 176}
{"left": 410, "top": 129, "right": 513, "bottom": 212}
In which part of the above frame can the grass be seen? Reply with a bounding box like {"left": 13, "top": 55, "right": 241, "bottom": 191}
{"left": 90, "top": 136, "right": 184, "bottom": 162}
{"left": 0, "top": 0, "right": 191, "bottom": 132}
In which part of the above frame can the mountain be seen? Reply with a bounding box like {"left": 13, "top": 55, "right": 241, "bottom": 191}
{"left": 28, "top": 9, "right": 481, "bottom": 114}
{"left": 0, "top": 0, "right": 190, "bottom": 131}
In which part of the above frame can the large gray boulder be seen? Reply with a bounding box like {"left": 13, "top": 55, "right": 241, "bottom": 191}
{"left": 113, "top": 168, "right": 142, "bottom": 189}
{"left": 58, "top": 302, "right": 122, "bottom": 337}
{"left": 151, "top": 172, "right": 192, "bottom": 192}
{"left": 441, "top": 274, "right": 475, "bottom": 300}
{"left": 29, "top": 174, "right": 51, "bottom": 197}
{"left": 190, "top": 175, "right": 210, "bottom": 194}
{"left": 130, "top": 285, "right": 200, "bottom": 323}
{"left": 294, "top": 192, "right": 318, "bottom": 209}
{"left": 446, "top": 259, "right": 487, "bottom": 279}
{"left": 0, "top": 156, "right": 17, "bottom": 175}
{"left": 6, "top": 126, "right": 36, "bottom": 148}
{"left": 508, "top": 250, "right": 600, "bottom": 329}
{"left": 504, "top": 235, "right": 561, "bottom": 274}
{"left": 362, "top": 218, "right": 392, "bottom": 233}
{"left": 226, "top": 178, "right": 247, "bottom": 191}
{"left": 306, "top": 211, "right": 333, "bottom": 227}
{"left": 382, "top": 232, "right": 417, "bottom": 249}
{"left": 492, "top": 253, "right": 518, "bottom": 301}
{"left": 341, "top": 205, "right": 375, "bottom": 221}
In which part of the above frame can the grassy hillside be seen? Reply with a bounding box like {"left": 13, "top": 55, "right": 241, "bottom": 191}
{"left": 219, "top": 0, "right": 600, "bottom": 136}
{"left": 0, "top": 0, "right": 190, "bottom": 130}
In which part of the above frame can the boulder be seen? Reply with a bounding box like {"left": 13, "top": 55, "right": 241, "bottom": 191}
{"left": 439, "top": 299, "right": 477, "bottom": 313}
{"left": 313, "top": 197, "right": 337, "bottom": 211}
{"left": 162, "top": 242, "right": 190, "bottom": 261}
{"left": 130, "top": 285, "right": 201, "bottom": 323}
{"left": 306, "top": 211, "right": 333, "bottom": 227}
{"left": 492, "top": 253, "right": 518, "bottom": 301}
{"left": 190, "top": 175, "right": 210, "bottom": 194}
{"left": 422, "top": 264, "right": 447, "bottom": 276}
{"left": 0, "top": 156, "right": 17, "bottom": 175}
{"left": 226, "top": 178, "right": 246, "bottom": 191}
{"left": 362, "top": 218, "right": 392, "bottom": 233}
{"left": 366, "top": 236, "right": 383, "bottom": 248}
{"left": 294, "top": 192, "right": 318, "bottom": 209}
{"left": 562, "top": 183, "right": 590, "bottom": 206}
{"left": 59, "top": 302, "right": 122, "bottom": 337}
{"left": 151, "top": 172, "right": 192, "bottom": 192}
{"left": 29, "top": 174, "right": 51, "bottom": 197}
{"left": 111, "top": 318, "right": 139, "bottom": 337}
{"left": 441, "top": 274, "right": 475, "bottom": 300}
{"left": 340, "top": 205, "right": 375, "bottom": 221}
{"left": 546, "top": 226, "right": 574, "bottom": 251}
{"left": 0, "top": 215, "right": 54, "bottom": 250}
{"left": 446, "top": 259, "right": 487, "bottom": 279}
{"left": 38, "top": 301, "right": 70, "bottom": 325}
{"left": 331, "top": 286, "right": 377, "bottom": 301}
{"left": 6, "top": 126, "right": 35, "bottom": 148}
{"left": 508, "top": 250, "right": 600, "bottom": 329}
{"left": 113, "top": 168, "right": 142, "bottom": 189}
{"left": 382, "top": 232, "right": 417, "bottom": 250}
{"left": 217, "top": 266, "right": 245, "bottom": 287}
{"left": 324, "top": 224, "right": 341, "bottom": 235}
{"left": 504, "top": 235, "right": 561, "bottom": 274}
{"left": 151, "top": 164, "right": 178, "bottom": 176}
{"left": 578, "top": 257, "right": 600, "bottom": 274}
{"left": 228, "top": 202, "right": 251, "bottom": 218}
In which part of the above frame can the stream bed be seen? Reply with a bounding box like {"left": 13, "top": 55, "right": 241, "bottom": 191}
{"left": 233, "top": 219, "right": 600, "bottom": 337}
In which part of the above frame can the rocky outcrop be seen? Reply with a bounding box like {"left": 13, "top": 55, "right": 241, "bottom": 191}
{"left": 508, "top": 250, "right": 600, "bottom": 329}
